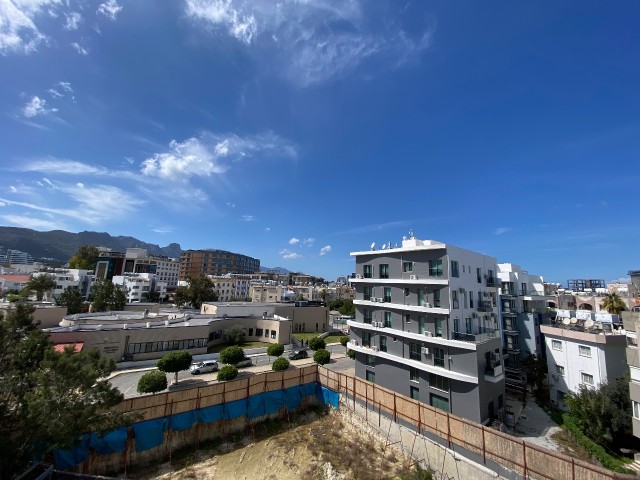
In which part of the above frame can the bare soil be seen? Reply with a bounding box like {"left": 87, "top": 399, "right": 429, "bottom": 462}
{"left": 127, "top": 410, "right": 419, "bottom": 480}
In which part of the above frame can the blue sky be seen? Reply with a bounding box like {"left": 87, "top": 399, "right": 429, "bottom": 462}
{"left": 1, "top": 1, "right": 639, "bottom": 283}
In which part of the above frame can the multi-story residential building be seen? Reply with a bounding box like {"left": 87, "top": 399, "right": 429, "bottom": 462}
{"left": 623, "top": 311, "right": 640, "bottom": 437}
{"left": 95, "top": 248, "right": 179, "bottom": 289}
{"left": 179, "top": 249, "right": 260, "bottom": 280}
{"left": 112, "top": 274, "right": 167, "bottom": 303}
{"left": 497, "top": 263, "right": 552, "bottom": 388}
{"left": 249, "top": 283, "right": 295, "bottom": 303}
{"left": 33, "top": 269, "right": 95, "bottom": 300}
{"left": 0, "top": 274, "right": 30, "bottom": 295}
{"left": 208, "top": 274, "right": 252, "bottom": 302}
{"left": 542, "top": 309, "right": 627, "bottom": 409}
{"left": 348, "top": 233, "right": 505, "bottom": 425}
{"left": 0, "top": 247, "right": 34, "bottom": 265}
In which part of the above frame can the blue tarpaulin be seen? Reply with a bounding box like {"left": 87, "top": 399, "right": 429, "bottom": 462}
{"left": 224, "top": 398, "right": 247, "bottom": 420}
{"left": 284, "top": 385, "right": 302, "bottom": 410}
{"left": 171, "top": 410, "right": 197, "bottom": 431}
{"left": 132, "top": 418, "right": 166, "bottom": 452}
{"left": 247, "top": 393, "right": 265, "bottom": 419}
{"left": 90, "top": 428, "right": 128, "bottom": 455}
{"left": 199, "top": 404, "right": 224, "bottom": 423}
{"left": 264, "top": 390, "right": 286, "bottom": 415}
{"left": 318, "top": 385, "right": 339, "bottom": 409}
{"left": 53, "top": 434, "right": 89, "bottom": 469}
{"left": 300, "top": 382, "right": 318, "bottom": 398}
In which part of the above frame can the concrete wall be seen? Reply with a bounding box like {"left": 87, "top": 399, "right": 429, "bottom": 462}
{"left": 274, "top": 305, "right": 329, "bottom": 333}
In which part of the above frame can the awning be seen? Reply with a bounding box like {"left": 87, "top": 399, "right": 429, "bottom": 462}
{"left": 53, "top": 342, "right": 84, "bottom": 353}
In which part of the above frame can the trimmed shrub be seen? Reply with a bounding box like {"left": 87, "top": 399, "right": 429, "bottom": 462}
{"left": 217, "top": 365, "right": 239, "bottom": 381}
{"left": 137, "top": 370, "right": 168, "bottom": 394}
{"left": 156, "top": 350, "right": 193, "bottom": 384}
{"left": 313, "top": 348, "right": 331, "bottom": 365}
{"left": 219, "top": 345, "right": 245, "bottom": 365}
{"left": 339, "top": 336, "right": 349, "bottom": 346}
{"left": 308, "top": 336, "right": 326, "bottom": 351}
{"left": 272, "top": 357, "right": 290, "bottom": 371}
{"left": 267, "top": 343, "right": 285, "bottom": 357}
{"left": 346, "top": 349, "right": 356, "bottom": 359}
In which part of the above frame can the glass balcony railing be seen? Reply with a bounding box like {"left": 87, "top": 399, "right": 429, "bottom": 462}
{"left": 453, "top": 328, "right": 499, "bottom": 343}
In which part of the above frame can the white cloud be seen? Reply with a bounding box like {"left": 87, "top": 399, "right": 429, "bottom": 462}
{"left": 289, "top": 237, "right": 300, "bottom": 245}
{"left": 22, "top": 96, "right": 57, "bottom": 118}
{"left": 59, "top": 183, "right": 144, "bottom": 220}
{"left": 0, "top": 0, "right": 58, "bottom": 55}
{"left": 22, "top": 158, "right": 109, "bottom": 175}
{"left": 185, "top": 0, "right": 434, "bottom": 86}
{"left": 0, "top": 201, "right": 5, "bottom": 207}
{"left": 0, "top": 214, "right": 66, "bottom": 231}
{"left": 264, "top": 227, "right": 271, "bottom": 232}
{"left": 226, "top": 202, "right": 236, "bottom": 208}
{"left": 152, "top": 226, "right": 173, "bottom": 234}
{"left": 241, "top": 215, "right": 254, "bottom": 222}
{"left": 64, "top": 11, "right": 82, "bottom": 30}
{"left": 279, "top": 249, "right": 301, "bottom": 260}
{"left": 493, "top": 227, "right": 510, "bottom": 236}
{"left": 97, "top": 0, "right": 122, "bottom": 21}
{"left": 9, "top": 185, "right": 17, "bottom": 193}
{"left": 47, "top": 81, "right": 75, "bottom": 100}
{"left": 319, "top": 245, "right": 332, "bottom": 256}
{"left": 71, "top": 42, "right": 88, "bottom": 55}
{"left": 303, "top": 237, "right": 315, "bottom": 246}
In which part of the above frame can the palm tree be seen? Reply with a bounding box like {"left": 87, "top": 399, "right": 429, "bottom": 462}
{"left": 601, "top": 292, "right": 627, "bottom": 314}
{"left": 23, "top": 274, "right": 56, "bottom": 301}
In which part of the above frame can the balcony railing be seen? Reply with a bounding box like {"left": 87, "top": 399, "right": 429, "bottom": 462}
{"left": 485, "top": 363, "right": 503, "bottom": 377}
{"left": 453, "top": 328, "right": 499, "bottom": 344}
{"left": 485, "top": 277, "right": 498, "bottom": 287}
{"left": 477, "top": 301, "right": 494, "bottom": 312}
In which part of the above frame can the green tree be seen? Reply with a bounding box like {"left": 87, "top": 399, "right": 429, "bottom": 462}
{"left": 173, "top": 286, "right": 190, "bottom": 307}
{"left": 188, "top": 274, "right": 218, "bottom": 309}
{"left": 339, "top": 336, "right": 349, "bottom": 347}
{"left": 22, "top": 273, "right": 56, "bottom": 301}
{"left": 219, "top": 345, "right": 245, "bottom": 365}
{"left": 90, "top": 280, "right": 127, "bottom": 312}
{"left": 308, "top": 336, "right": 326, "bottom": 351}
{"left": 223, "top": 325, "right": 246, "bottom": 345}
{"left": 329, "top": 299, "right": 344, "bottom": 311}
{"left": 272, "top": 357, "right": 290, "bottom": 371}
{"left": 217, "top": 365, "right": 238, "bottom": 381}
{"left": 267, "top": 343, "right": 285, "bottom": 357}
{"left": 156, "top": 351, "right": 193, "bottom": 385}
{"left": 313, "top": 349, "right": 331, "bottom": 365}
{"left": 137, "top": 370, "right": 168, "bottom": 394}
{"left": 601, "top": 293, "right": 627, "bottom": 314}
{"left": 68, "top": 245, "right": 100, "bottom": 270}
{"left": 56, "top": 286, "right": 86, "bottom": 314}
{"left": 346, "top": 349, "right": 356, "bottom": 359}
{"left": 0, "top": 304, "right": 132, "bottom": 478}
{"left": 338, "top": 298, "right": 355, "bottom": 317}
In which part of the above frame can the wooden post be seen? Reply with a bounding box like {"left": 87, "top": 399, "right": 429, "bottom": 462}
{"left": 522, "top": 441, "right": 527, "bottom": 479}
{"left": 446, "top": 413, "right": 451, "bottom": 448}
{"left": 353, "top": 376, "right": 356, "bottom": 409}
{"left": 481, "top": 426, "right": 486, "bottom": 464}
{"left": 393, "top": 393, "right": 397, "bottom": 423}
{"left": 571, "top": 457, "right": 575, "bottom": 480}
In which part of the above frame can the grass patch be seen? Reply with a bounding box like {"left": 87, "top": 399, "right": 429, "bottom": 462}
{"left": 293, "top": 333, "right": 345, "bottom": 343}
{"left": 293, "top": 332, "right": 323, "bottom": 340}
{"left": 207, "top": 341, "right": 271, "bottom": 353}
{"left": 324, "top": 334, "right": 346, "bottom": 344}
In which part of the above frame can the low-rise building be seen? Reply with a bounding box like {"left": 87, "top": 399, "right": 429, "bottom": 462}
{"left": 0, "top": 302, "right": 67, "bottom": 329}
{"left": 208, "top": 274, "right": 252, "bottom": 302}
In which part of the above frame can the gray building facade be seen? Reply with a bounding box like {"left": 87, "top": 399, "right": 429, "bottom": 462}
{"left": 348, "top": 234, "right": 506, "bottom": 425}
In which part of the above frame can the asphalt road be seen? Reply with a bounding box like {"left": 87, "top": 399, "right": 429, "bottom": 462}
{"left": 109, "top": 344, "right": 352, "bottom": 398}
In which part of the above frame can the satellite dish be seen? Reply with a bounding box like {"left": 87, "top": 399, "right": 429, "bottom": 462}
{"left": 370, "top": 242, "right": 376, "bottom": 250}
{"left": 381, "top": 244, "right": 387, "bottom": 250}
{"left": 570, "top": 317, "right": 578, "bottom": 324}
{"left": 585, "top": 319, "right": 594, "bottom": 329}
{"left": 562, "top": 318, "right": 571, "bottom": 325}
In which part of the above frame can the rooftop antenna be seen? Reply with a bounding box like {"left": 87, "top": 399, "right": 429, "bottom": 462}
{"left": 408, "top": 229, "right": 414, "bottom": 239}
{"left": 387, "top": 242, "right": 392, "bottom": 249}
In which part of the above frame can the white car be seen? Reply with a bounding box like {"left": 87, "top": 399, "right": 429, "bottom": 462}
{"left": 190, "top": 360, "right": 218, "bottom": 375}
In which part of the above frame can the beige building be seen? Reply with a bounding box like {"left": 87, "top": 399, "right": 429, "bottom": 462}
{"left": 0, "top": 302, "right": 67, "bottom": 329}
{"left": 274, "top": 304, "right": 329, "bottom": 333}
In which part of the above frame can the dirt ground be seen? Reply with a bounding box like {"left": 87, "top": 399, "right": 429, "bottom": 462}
{"left": 127, "top": 410, "right": 423, "bottom": 480}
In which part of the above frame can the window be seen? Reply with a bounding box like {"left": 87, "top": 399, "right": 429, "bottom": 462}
{"left": 452, "top": 290, "right": 459, "bottom": 309}
{"left": 364, "top": 286, "right": 372, "bottom": 301}
{"left": 433, "top": 289, "right": 441, "bottom": 308}
{"left": 405, "top": 313, "right": 411, "bottom": 324}
{"left": 366, "top": 370, "right": 376, "bottom": 383}
{"left": 265, "top": 329, "right": 269, "bottom": 338}
{"left": 409, "top": 342, "right": 421, "bottom": 361}
{"left": 469, "top": 291, "right": 474, "bottom": 308}
{"left": 633, "top": 401, "right": 640, "bottom": 420}
{"left": 410, "top": 386, "right": 420, "bottom": 400}
{"left": 477, "top": 267, "right": 482, "bottom": 283}
{"left": 380, "top": 336, "right": 387, "bottom": 352}
{"left": 435, "top": 318, "right": 443, "bottom": 337}
{"left": 451, "top": 261, "right": 459, "bottom": 278}
{"left": 271, "top": 330, "right": 276, "bottom": 339}
{"left": 557, "top": 391, "right": 567, "bottom": 403}
{"left": 428, "top": 259, "right": 443, "bottom": 277}
{"left": 383, "top": 287, "right": 391, "bottom": 303}
{"left": 256, "top": 328, "right": 263, "bottom": 337}
{"left": 364, "top": 309, "right": 373, "bottom": 324}
{"left": 418, "top": 316, "right": 426, "bottom": 334}
{"left": 418, "top": 288, "right": 426, "bottom": 306}
{"left": 363, "top": 265, "right": 373, "bottom": 278}
{"left": 581, "top": 372, "right": 594, "bottom": 386}
{"left": 362, "top": 331, "right": 372, "bottom": 347}
{"left": 403, "top": 262, "right": 413, "bottom": 272}
{"left": 465, "top": 317, "right": 472, "bottom": 334}
{"left": 410, "top": 367, "right": 420, "bottom": 382}
{"left": 404, "top": 287, "right": 410, "bottom": 296}
{"left": 429, "top": 373, "right": 449, "bottom": 392}
{"left": 248, "top": 328, "right": 253, "bottom": 336}
{"left": 379, "top": 264, "right": 389, "bottom": 279}
{"left": 433, "top": 347, "right": 445, "bottom": 368}
{"left": 556, "top": 365, "right": 565, "bottom": 376}
{"left": 521, "top": 283, "right": 527, "bottom": 295}
{"left": 552, "top": 340, "right": 563, "bottom": 351}
{"left": 366, "top": 355, "right": 375, "bottom": 367}
{"left": 578, "top": 345, "right": 591, "bottom": 357}
{"left": 384, "top": 311, "right": 392, "bottom": 328}
{"left": 430, "top": 393, "right": 449, "bottom": 412}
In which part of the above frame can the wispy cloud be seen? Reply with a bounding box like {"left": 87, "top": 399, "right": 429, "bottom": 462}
{"left": 279, "top": 249, "right": 302, "bottom": 260}
{"left": 64, "top": 11, "right": 82, "bottom": 31}
{"left": 151, "top": 226, "right": 173, "bottom": 234}
{"left": 303, "top": 237, "right": 315, "bottom": 246}
{"left": 241, "top": 215, "right": 254, "bottom": 222}
{"left": 185, "top": 0, "right": 434, "bottom": 87}
{"left": 0, "top": 214, "right": 66, "bottom": 231}
{"left": 494, "top": 227, "right": 510, "bottom": 236}
{"left": 289, "top": 237, "right": 300, "bottom": 245}
{"left": 331, "top": 220, "right": 410, "bottom": 236}
{"left": 0, "top": 0, "right": 53, "bottom": 54}
{"left": 319, "top": 245, "right": 332, "bottom": 256}
{"left": 23, "top": 96, "right": 57, "bottom": 118}
{"left": 71, "top": 42, "right": 89, "bottom": 55}
{"left": 97, "top": 0, "right": 123, "bottom": 21}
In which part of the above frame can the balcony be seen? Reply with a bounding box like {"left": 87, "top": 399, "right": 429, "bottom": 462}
{"left": 453, "top": 328, "right": 500, "bottom": 344}
{"left": 485, "top": 277, "right": 498, "bottom": 287}
{"left": 477, "top": 301, "right": 494, "bottom": 312}
{"left": 485, "top": 363, "right": 503, "bottom": 377}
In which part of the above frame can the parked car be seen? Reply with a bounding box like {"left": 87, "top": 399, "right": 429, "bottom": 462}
{"left": 288, "top": 349, "right": 308, "bottom": 360}
{"left": 189, "top": 360, "right": 218, "bottom": 375}
{"left": 236, "top": 357, "right": 253, "bottom": 368}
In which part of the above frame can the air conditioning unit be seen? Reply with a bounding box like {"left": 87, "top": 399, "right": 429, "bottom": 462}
{"left": 421, "top": 347, "right": 430, "bottom": 355}
{"left": 377, "top": 297, "right": 385, "bottom": 303}
{"left": 409, "top": 274, "right": 418, "bottom": 280}
{"left": 424, "top": 331, "right": 433, "bottom": 337}
{"left": 356, "top": 274, "right": 363, "bottom": 279}
{"left": 424, "top": 302, "right": 432, "bottom": 308}
{"left": 371, "top": 346, "right": 379, "bottom": 352}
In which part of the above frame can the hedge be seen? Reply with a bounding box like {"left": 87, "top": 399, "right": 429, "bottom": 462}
{"left": 217, "top": 365, "right": 239, "bottom": 381}
{"left": 272, "top": 357, "right": 290, "bottom": 371}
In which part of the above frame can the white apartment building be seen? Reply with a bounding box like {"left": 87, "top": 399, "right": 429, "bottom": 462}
{"left": 542, "top": 309, "right": 627, "bottom": 409}
{"left": 208, "top": 274, "right": 251, "bottom": 302}
{"left": 33, "top": 269, "right": 95, "bottom": 300}
{"left": 249, "top": 283, "right": 295, "bottom": 303}
{"left": 112, "top": 274, "right": 167, "bottom": 303}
